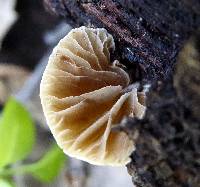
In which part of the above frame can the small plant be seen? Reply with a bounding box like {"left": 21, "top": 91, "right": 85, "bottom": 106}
{"left": 0, "top": 97, "right": 66, "bottom": 186}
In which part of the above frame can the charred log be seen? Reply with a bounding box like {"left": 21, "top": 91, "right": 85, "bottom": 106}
{"left": 43, "top": 0, "right": 200, "bottom": 80}
{"left": 126, "top": 36, "right": 200, "bottom": 187}
{"left": 43, "top": 1, "right": 200, "bottom": 186}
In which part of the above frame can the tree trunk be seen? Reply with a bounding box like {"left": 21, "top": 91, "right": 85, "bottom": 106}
{"left": 43, "top": 0, "right": 200, "bottom": 186}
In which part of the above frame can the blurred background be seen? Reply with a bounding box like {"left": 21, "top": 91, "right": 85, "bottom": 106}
{"left": 0, "top": 0, "right": 133, "bottom": 186}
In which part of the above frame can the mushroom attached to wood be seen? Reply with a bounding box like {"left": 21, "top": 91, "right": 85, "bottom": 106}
{"left": 40, "top": 26, "right": 146, "bottom": 166}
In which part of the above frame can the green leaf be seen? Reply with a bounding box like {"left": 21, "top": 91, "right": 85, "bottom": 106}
{"left": 0, "top": 97, "right": 35, "bottom": 168}
{"left": 27, "top": 144, "right": 66, "bottom": 183}
{"left": 0, "top": 178, "right": 14, "bottom": 187}
{"left": 0, "top": 145, "right": 66, "bottom": 182}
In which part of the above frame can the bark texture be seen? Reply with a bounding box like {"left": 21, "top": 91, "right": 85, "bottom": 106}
{"left": 43, "top": 0, "right": 200, "bottom": 186}
{"left": 126, "top": 36, "right": 200, "bottom": 187}
{"left": 44, "top": 0, "right": 200, "bottom": 80}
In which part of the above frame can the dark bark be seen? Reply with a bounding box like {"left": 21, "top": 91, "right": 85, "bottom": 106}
{"left": 43, "top": 1, "right": 200, "bottom": 186}
{"left": 126, "top": 36, "right": 200, "bottom": 187}
{"left": 44, "top": 0, "right": 200, "bottom": 80}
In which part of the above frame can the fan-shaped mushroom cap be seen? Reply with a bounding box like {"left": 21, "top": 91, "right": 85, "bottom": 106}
{"left": 40, "top": 26, "right": 146, "bottom": 166}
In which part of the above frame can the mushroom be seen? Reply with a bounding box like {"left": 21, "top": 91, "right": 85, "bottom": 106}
{"left": 40, "top": 26, "right": 146, "bottom": 166}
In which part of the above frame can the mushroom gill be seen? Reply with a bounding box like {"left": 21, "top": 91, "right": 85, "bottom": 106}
{"left": 40, "top": 26, "right": 146, "bottom": 166}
